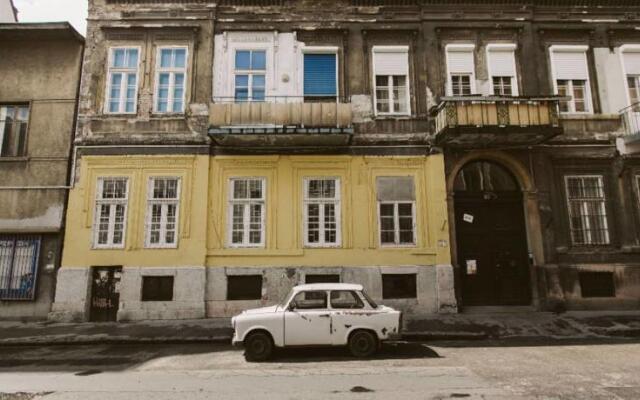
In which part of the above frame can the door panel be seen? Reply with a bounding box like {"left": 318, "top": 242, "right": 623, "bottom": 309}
{"left": 284, "top": 310, "right": 332, "bottom": 346}
{"left": 89, "top": 266, "right": 122, "bottom": 322}
{"left": 455, "top": 196, "right": 531, "bottom": 306}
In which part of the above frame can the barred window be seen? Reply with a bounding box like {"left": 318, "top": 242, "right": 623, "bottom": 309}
{"left": 0, "top": 105, "right": 29, "bottom": 157}
{"left": 304, "top": 178, "right": 341, "bottom": 247}
{"left": 228, "top": 178, "right": 265, "bottom": 247}
{"left": 145, "top": 177, "right": 180, "bottom": 248}
{"left": 565, "top": 175, "right": 610, "bottom": 246}
{"left": 94, "top": 178, "right": 129, "bottom": 248}
{"left": 106, "top": 47, "right": 139, "bottom": 114}
{"left": 377, "top": 177, "right": 416, "bottom": 246}
{"left": 0, "top": 235, "right": 40, "bottom": 301}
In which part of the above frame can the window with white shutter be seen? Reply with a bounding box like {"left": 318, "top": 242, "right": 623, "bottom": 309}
{"left": 376, "top": 177, "right": 416, "bottom": 247}
{"left": 487, "top": 44, "right": 518, "bottom": 96}
{"left": 550, "top": 46, "right": 592, "bottom": 113}
{"left": 621, "top": 47, "right": 640, "bottom": 109}
{"left": 446, "top": 44, "right": 476, "bottom": 96}
{"left": 372, "top": 46, "right": 410, "bottom": 115}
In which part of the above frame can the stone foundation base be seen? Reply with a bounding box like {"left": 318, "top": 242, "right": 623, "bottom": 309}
{"left": 50, "top": 264, "right": 458, "bottom": 321}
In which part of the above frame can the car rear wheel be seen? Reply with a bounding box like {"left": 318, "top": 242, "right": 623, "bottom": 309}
{"left": 348, "top": 330, "right": 378, "bottom": 358}
{"left": 244, "top": 331, "right": 273, "bottom": 362}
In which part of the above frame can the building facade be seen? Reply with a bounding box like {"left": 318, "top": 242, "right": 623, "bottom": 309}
{"left": 0, "top": 22, "right": 84, "bottom": 320}
{"left": 0, "top": 0, "right": 17, "bottom": 23}
{"left": 51, "top": 0, "right": 639, "bottom": 322}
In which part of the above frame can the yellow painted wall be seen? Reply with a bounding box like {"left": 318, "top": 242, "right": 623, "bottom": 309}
{"left": 61, "top": 154, "right": 451, "bottom": 269}
{"left": 206, "top": 155, "right": 451, "bottom": 267}
{"left": 61, "top": 155, "right": 210, "bottom": 268}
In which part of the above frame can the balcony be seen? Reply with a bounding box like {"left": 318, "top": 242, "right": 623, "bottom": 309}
{"left": 431, "top": 96, "right": 564, "bottom": 148}
{"left": 208, "top": 97, "right": 353, "bottom": 148}
{"left": 619, "top": 103, "right": 640, "bottom": 154}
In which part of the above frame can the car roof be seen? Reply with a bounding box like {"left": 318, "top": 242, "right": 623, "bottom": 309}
{"left": 293, "top": 283, "right": 363, "bottom": 292}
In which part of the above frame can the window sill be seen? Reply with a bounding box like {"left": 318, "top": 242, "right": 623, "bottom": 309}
{"left": 374, "top": 114, "right": 412, "bottom": 120}
{"left": 0, "top": 156, "right": 29, "bottom": 162}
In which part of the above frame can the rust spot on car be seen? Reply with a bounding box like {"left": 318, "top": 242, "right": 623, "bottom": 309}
{"left": 381, "top": 327, "right": 388, "bottom": 335}
{"left": 345, "top": 324, "right": 352, "bottom": 329}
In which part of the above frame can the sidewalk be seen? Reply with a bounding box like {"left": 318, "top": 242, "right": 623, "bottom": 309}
{"left": 0, "top": 311, "right": 639, "bottom": 345}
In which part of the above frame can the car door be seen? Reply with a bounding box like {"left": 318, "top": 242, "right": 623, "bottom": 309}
{"left": 329, "top": 290, "right": 368, "bottom": 345}
{"left": 284, "top": 290, "right": 332, "bottom": 346}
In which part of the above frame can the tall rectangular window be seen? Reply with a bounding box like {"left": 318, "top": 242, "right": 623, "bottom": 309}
{"left": 446, "top": 45, "right": 475, "bottom": 96}
{"left": 304, "top": 178, "right": 341, "bottom": 247}
{"left": 234, "top": 50, "right": 266, "bottom": 102}
{"left": 487, "top": 45, "right": 518, "bottom": 96}
{"left": 145, "top": 177, "right": 180, "bottom": 248}
{"left": 550, "top": 46, "right": 592, "bottom": 113}
{"left": 0, "top": 235, "right": 40, "bottom": 301}
{"left": 303, "top": 53, "right": 337, "bottom": 101}
{"left": 565, "top": 175, "right": 610, "bottom": 246}
{"left": 106, "top": 47, "right": 139, "bottom": 114}
{"left": 0, "top": 105, "right": 29, "bottom": 157}
{"left": 622, "top": 49, "right": 640, "bottom": 109}
{"left": 228, "top": 178, "right": 265, "bottom": 247}
{"left": 94, "top": 178, "right": 129, "bottom": 249}
{"left": 377, "top": 177, "right": 416, "bottom": 246}
{"left": 155, "top": 47, "right": 188, "bottom": 113}
{"left": 372, "top": 47, "right": 410, "bottom": 115}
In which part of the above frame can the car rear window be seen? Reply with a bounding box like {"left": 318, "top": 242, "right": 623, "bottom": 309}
{"left": 330, "top": 290, "right": 364, "bottom": 309}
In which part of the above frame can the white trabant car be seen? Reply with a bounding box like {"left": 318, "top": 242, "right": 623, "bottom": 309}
{"left": 231, "top": 283, "right": 402, "bottom": 361}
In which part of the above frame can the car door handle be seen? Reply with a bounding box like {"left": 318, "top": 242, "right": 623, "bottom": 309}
{"left": 318, "top": 314, "right": 330, "bottom": 318}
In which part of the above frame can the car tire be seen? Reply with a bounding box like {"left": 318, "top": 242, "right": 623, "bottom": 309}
{"left": 348, "top": 330, "right": 378, "bottom": 358}
{"left": 244, "top": 331, "right": 273, "bottom": 362}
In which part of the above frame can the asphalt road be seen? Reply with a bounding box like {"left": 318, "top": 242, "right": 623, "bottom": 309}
{"left": 1, "top": 339, "right": 639, "bottom": 399}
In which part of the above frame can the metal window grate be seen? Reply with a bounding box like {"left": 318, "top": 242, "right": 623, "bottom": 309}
{"left": 565, "top": 176, "right": 610, "bottom": 246}
{"left": 0, "top": 235, "right": 41, "bottom": 301}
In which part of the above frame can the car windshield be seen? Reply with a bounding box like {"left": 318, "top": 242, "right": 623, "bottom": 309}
{"left": 279, "top": 288, "right": 295, "bottom": 308}
{"left": 361, "top": 290, "right": 378, "bottom": 309}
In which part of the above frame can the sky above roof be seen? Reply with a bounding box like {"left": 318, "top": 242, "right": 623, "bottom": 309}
{"left": 14, "top": 0, "right": 87, "bottom": 35}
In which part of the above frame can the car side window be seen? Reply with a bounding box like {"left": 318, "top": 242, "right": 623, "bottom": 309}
{"left": 290, "top": 290, "right": 327, "bottom": 310}
{"left": 330, "top": 290, "right": 364, "bottom": 309}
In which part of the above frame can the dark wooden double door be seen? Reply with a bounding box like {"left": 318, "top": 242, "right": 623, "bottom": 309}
{"left": 455, "top": 194, "right": 531, "bottom": 306}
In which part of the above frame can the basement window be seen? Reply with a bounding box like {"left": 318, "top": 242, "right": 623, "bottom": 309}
{"left": 227, "top": 275, "right": 263, "bottom": 300}
{"left": 382, "top": 273, "right": 417, "bottom": 299}
{"left": 141, "top": 276, "right": 174, "bottom": 301}
{"left": 579, "top": 271, "right": 616, "bottom": 298}
{"left": 305, "top": 274, "right": 340, "bottom": 284}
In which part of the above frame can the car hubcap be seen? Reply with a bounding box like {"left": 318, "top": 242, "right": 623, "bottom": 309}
{"left": 252, "top": 340, "right": 265, "bottom": 354}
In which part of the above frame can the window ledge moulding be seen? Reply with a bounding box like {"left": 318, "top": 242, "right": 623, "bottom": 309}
{"left": 207, "top": 249, "right": 305, "bottom": 257}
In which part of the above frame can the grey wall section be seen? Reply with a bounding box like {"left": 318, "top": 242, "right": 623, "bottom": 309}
{"left": 0, "top": 25, "right": 84, "bottom": 320}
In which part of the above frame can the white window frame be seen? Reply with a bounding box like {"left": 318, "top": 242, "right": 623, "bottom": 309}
{"left": 227, "top": 177, "right": 266, "bottom": 248}
{"left": 619, "top": 44, "right": 640, "bottom": 108}
{"left": 300, "top": 46, "right": 340, "bottom": 102}
{"left": 372, "top": 45, "right": 411, "bottom": 116}
{"left": 445, "top": 43, "right": 476, "bottom": 96}
{"left": 303, "top": 177, "right": 342, "bottom": 248}
{"left": 233, "top": 48, "right": 268, "bottom": 102}
{"left": 153, "top": 46, "right": 189, "bottom": 114}
{"left": 549, "top": 45, "right": 593, "bottom": 115}
{"left": 486, "top": 43, "right": 519, "bottom": 96}
{"left": 564, "top": 175, "right": 610, "bottom": 246}
{"left": 93, "top": 177, "right": 129, "bottom": 249}
{"left": 377, "top": 201, "right": 416, "bottom": 248}
{"left": 104, "top": 46, "right": 141, "bottom": 115}
{"left": 144, "top": 177, "right": 181, "bottom": 249}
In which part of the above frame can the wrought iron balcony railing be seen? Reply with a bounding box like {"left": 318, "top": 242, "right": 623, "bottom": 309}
{"left": 619, "top": 102, "right": 640, "bottom": 143}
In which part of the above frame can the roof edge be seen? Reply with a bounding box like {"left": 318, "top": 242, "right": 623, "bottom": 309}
{"left": 0, "top": 21, "right": 85, "bottom": 42}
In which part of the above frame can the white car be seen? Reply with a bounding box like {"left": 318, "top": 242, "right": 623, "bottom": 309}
{"left": 231, "top": 283, "right": 402, "bottom": 361}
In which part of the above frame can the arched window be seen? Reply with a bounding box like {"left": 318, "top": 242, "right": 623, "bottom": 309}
{"left": 454, "top": 161, "right": 519, "bottom": 192}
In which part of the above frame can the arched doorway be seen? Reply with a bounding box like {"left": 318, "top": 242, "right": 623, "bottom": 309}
{"left": 454, "top": 160, "right": 531, "bottom": 306}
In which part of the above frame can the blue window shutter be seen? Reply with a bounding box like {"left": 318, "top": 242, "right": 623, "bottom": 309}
{"left": 304, "top": 54, "right": 337, "bottom": 97}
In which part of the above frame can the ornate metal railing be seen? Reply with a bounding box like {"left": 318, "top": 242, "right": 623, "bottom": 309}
{"left": 619, "top": 102, "right": 640, "bottom": 138}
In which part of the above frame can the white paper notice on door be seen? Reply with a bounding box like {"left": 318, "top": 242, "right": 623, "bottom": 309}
{"left": 466, "top": 259, "right": 477, "bottom": 275}
{"left": 463, "top": 213, "right": 474, "bottom": 223}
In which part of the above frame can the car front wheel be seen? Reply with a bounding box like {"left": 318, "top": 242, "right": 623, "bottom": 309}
{"left": 244, "top": 331, "right": 273, "bottom": 362}
{"left": 348, "top": 330, "right": 378, "bottom": 358}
